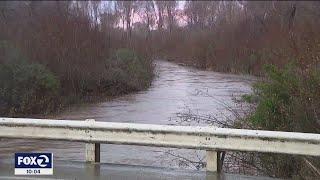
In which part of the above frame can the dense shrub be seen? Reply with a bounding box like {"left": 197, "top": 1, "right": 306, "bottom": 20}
{"left": 103, "top": 48, "right": 153, "bottom": 94}
{"left": 242, "top": 63, "right": 320, "bottom": 178}
{"left": 0, "top": 61, "right": 60, "bottom": 116}
{"left": 0, "top": 40, "right": 60, "bottom": 115}
{"left": 246, "top": 63, "right": 320, "bottom": 133}
{"left": 0, "top": 42, "right": 154, "bottom": 115}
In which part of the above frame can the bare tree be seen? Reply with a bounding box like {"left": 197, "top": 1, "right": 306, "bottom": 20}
{"left": 90, "top": 0, "right": 101, "bottom": 28}
{"left": 164, "top": 1, "right": 176, "bottom": 33}
{"left": 117, "top": 1, "right": 137, "bottom": 39}
{"left": 184, "top": 1, "right": 210, "bottom": 29}
{"left": 139, "top": 0, "right": 156, "bottom": 38}
{"left": 155, "top": 1, "right": 165, "bottom": 31}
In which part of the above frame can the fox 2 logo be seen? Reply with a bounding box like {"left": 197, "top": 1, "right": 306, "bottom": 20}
{"left": 15, "top": 153, "right": 53, "bottom": 175}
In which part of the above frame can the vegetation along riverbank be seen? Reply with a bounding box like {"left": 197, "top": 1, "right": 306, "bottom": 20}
{"left": 0, "top": 2, "right": 154, "bottom": 116}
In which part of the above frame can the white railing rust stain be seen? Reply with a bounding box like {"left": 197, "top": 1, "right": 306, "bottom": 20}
{"left": 0, "top": 117, "right": 320, "bottom": 172}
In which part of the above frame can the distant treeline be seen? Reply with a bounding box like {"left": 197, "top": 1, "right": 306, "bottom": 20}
{"left": 90, "top": 1, "right": 319, "bottom": 75}
{"left": 145, "top": 1, "right": 320, "bottom": 75}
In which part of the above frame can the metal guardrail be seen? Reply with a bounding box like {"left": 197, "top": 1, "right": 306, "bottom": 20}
{"left": 0, "top": 117, "right": 320, "bottom": 172}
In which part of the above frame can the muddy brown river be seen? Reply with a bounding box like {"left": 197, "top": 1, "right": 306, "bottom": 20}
{"left": 0, "top": 60, "right": 254, "bottom": 170}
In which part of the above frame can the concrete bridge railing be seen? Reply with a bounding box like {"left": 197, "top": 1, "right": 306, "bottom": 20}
{"left": 1, "top": 117, "right": 320, "bottom": 172}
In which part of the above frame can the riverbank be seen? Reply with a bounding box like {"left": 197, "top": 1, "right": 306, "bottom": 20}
{"left": 0, "top": 47, "right": 154, "bottom": 117}
{"left": 237, "top": 63, "right": 320, "bottom": 178}
{"left": 170, "top": 57, "right": 320, "bottom": 178}
{"left": 1, "top": 2, "right": 155, "bottom": 117}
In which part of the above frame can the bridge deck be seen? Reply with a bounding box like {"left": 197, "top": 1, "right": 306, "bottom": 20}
{"left": 0, "top": 159, "right": 279, "bottom": 180}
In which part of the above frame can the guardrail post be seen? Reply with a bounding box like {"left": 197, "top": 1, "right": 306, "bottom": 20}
{"left": 206, "top": 150, "right": 220, "bottom": 172}
{"left": 85, "top": 119, "right": 100, "bottom": 163}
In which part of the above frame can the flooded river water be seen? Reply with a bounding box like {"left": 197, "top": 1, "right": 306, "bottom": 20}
{"left": 0, "top": 60, "right": 254, "bottom": 170}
